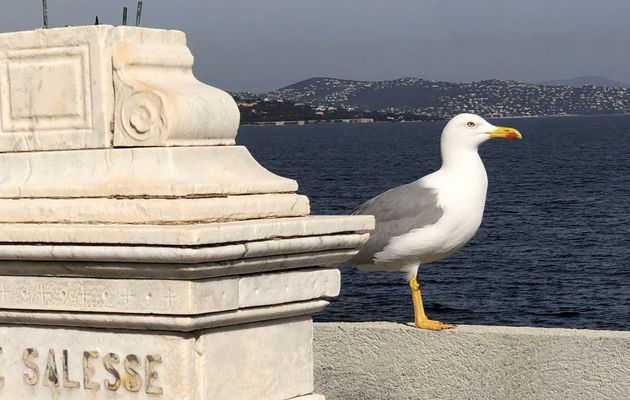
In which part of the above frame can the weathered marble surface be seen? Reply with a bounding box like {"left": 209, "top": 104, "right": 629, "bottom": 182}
{"left": 0, "top": 27, "right": 113, "bottom": 152}
{"left": 0, "top": 146, "right": 297, "bottom": 197}
{"left": 0, "top": 317, "right": 315, "bottom": 400}
{"left": 112, "top": 31, "right": 239, "bottom": 147}
{"left": 0, "top": 300, "right": 330, "bottom": 332}
{"left": 0, "top": 193, "right": 309, "bottom": 224}
{"left": 0, "top": 25, "right": 239, "bottom": 152}
{"left": 0, "top": 216, "right": 374, "bottom": 246}
{"left": 0, "top": 268, "right": 340, "bottom": 314}
{"left": 0, "top": 324, "right": 193, "bottom": 399}
{"left": 0, "top": 24, "right": 374, "bottom": 400}
{"left": 0, "top": 26, "right": 255, "bottom": 224}
{"left": 199, "top": 317, "right": 315, "bottom": 400}
{"left": 0, "top": 249, "right": 358, "bottom": 280}
{"left": 0, "top": 233, "right": 366, "bottom": 264}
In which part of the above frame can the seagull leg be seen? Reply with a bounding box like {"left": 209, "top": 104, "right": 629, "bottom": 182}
{"left": 409, "top": 273, "right": 455, "bottom": 330}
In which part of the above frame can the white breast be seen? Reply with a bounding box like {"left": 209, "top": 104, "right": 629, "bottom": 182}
{"left": 374, "top": 153, "right": 488, "bottom": 266}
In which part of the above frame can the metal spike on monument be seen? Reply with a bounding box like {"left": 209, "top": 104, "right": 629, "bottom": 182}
{"left": 136, "top": 1, "right": 143, "bottom": 26}
{"left": 41, "top": 0, "right": 48, "bottom": 28}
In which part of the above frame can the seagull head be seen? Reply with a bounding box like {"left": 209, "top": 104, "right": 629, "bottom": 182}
{"left": 441, "top": 113, "right": 522, "bottom": 151}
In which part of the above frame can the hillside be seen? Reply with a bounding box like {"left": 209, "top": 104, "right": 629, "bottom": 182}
{"left": 265, "top": 77, "right": 630, "bottom": 119}
{"left": 541, "top": 76, "right": 630, "bottom": 88}
{"left": 232, "top": 93, "right": 433, "bottom": 124}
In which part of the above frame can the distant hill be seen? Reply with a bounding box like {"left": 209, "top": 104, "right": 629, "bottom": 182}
{"left": 232, "top": 92, "right": 433, "bottom": 124}
{"left": 264, "top": 77, "right": 630, "bottom": 118}
{"left": 541, "top": 76, "right": 630, "bottom": 88}
{"left": 272, "top": 77, "right": 445, "bottom": 111}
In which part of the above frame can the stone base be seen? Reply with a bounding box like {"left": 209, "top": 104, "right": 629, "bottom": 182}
{"left": 0, "top": 316, "right": 321, "bottom": 400}
{"left": 0, "top": 24, "right": 375, "bottom": 400}
{"left": 0, "top": 215, "right": 370, "bottom": 398}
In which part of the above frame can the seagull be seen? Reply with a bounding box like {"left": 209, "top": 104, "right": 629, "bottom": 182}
{"left": 348, "top": 113, "right": 522, "bottom": 330}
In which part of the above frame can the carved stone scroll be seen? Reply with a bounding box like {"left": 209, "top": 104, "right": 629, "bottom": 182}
{"left": 112, "top": 40, "right": 240, "bottom": 147}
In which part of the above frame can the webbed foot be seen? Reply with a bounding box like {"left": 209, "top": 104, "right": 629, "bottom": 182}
{"left": 414, "top": 319, "right": 456, "bottom": 331}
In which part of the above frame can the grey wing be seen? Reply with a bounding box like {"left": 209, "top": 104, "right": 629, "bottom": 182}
{"left": 348, "top": 181, "right": 443, "bottom": 266}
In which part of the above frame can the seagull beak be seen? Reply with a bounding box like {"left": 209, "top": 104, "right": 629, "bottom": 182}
{"left": 487, "top": 126, "right": 522, "bottom": 140}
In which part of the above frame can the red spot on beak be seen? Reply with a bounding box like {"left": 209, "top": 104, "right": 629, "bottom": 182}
{"left": 506, "top": 132, "right": 518, "bottom": 139}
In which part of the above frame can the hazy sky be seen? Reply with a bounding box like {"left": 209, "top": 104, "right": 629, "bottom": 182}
{"left": 2, "top": 1, "right": 630, "bottom": 92}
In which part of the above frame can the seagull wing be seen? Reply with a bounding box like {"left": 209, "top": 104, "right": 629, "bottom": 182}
{"left": 348, "top": 181, "right": 443, "bottom": 267}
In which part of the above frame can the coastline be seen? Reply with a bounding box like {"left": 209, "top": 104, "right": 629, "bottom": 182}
{"left": 240, "top": 112, "right": 630, "bottom": 127}
{"left": 243, "top": 117, "right": 375, "bottom": 127}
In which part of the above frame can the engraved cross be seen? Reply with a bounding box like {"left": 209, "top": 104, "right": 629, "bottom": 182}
{"left": 122, "top": 288, "right": 136, "bottom": 306}
{"left": 164, "top": 289, "right": 176, "bottom": 307}
{"left": 39, "top": 284, "right": 51, "bottom": 303}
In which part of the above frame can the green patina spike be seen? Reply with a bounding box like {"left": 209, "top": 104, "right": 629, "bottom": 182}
{"left": 42, "top": 0, "right": 49, "bottom": 29}
{"left": 122, "top": 7, "right": 128, "bottom": 25}
{"left": 135, "top": 1, "right": 143, "bottom": 27}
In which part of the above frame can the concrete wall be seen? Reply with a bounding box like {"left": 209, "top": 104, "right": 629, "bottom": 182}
{"left": 313, "top": 322, "right": 630, "bottom": 400}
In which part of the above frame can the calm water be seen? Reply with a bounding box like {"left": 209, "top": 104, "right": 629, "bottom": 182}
{"left": 238, "top": 115, "right": 630, "bottom": 330}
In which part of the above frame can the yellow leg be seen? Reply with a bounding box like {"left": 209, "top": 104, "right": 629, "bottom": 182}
{"left": 409, "top": 273, "right": 455, "bottom": 330}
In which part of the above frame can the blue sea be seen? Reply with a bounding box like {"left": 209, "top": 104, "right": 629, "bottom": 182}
{"left": 238, "top": 115, "right": 630, "bottom": 331}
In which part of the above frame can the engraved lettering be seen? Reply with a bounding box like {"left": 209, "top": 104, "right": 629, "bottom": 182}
{"left": 62, "top": 349, "right": 80, "bottom": 389}
{"left": 103, "top": 353, "right": 121, "bottom": 391}
{"left": 43, "top": 349, "right": 59, "bottom": 387}
{"left": 123, "top": 354, "right": 142, "bottom": 392}
{"left": 82, "top": 351, "right": 100, "bottom": 390}
{"left": 145, "top": 354, "right": 163, "bottom": 395}
{"left": 22, "top": 348, "right": 39, "bottom": 385}
{"left": 17, "top": 348, "right": 164, "bottom": 393}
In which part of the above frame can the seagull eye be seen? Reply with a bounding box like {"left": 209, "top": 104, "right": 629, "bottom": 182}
{"left": 466, "top": 121, "right": 476, "bottom": 128}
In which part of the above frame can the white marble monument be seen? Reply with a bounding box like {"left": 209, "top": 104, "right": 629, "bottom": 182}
{"left": 0, "top": 25, "right": 373, "bottom": 399}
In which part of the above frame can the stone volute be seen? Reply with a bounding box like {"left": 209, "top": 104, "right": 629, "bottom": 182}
{"left": 0, "top": 25, "right": 373, "bottom": 400}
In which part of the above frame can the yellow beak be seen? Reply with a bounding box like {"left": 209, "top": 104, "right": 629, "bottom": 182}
{"left": 488, "top": 126, "right": 522, "bottom": 140}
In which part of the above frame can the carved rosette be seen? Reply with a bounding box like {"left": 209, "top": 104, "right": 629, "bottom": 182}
{"left": 121, "top": 91, "right": 166, "bottom": 142}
